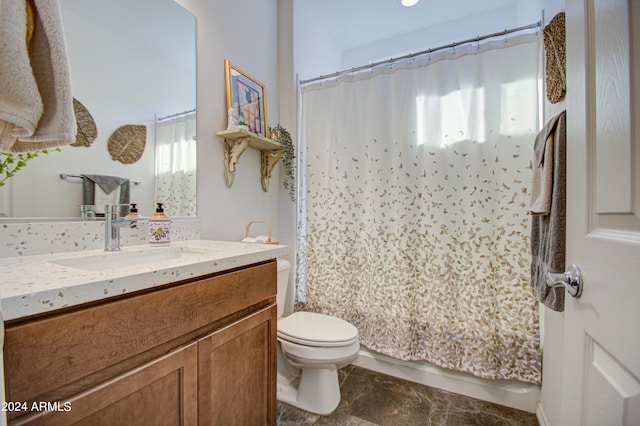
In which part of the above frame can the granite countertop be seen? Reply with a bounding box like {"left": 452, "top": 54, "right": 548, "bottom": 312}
{"left": 0, "top": 240, "right": 289, "bottom": 321}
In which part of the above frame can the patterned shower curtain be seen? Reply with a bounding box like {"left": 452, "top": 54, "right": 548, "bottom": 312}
{"left": 298, "top": 33, "right": 542, "bottom": 384}
{"left": 154, "top": 112, "right": 197, "bottom": 217}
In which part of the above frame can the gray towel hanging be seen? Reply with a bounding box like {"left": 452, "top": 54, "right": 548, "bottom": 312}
{"left": 81, "top": 174, "right": 130, "bottom": 216}
{"left": 530, "top": 111, "right": 566, "bottom": 311}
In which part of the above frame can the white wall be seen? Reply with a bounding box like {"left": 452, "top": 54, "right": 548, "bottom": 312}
{"left": 341, "top": 5, "right": 519, "bottom": 69}
{"left": 295, "top": 1, "right": 544, "bottom": 82}
{"left": 292, "top": 1, "right": 343, "bottom": 82}
{"left": 177, "top": 0, "right": 282, "bottom": 242}
{"left": 276, "top": 0, "right": 298, "bottom": 260}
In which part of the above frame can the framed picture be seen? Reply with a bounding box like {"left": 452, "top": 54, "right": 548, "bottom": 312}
{"left": 225, "top": 60, "right": 268, "bottom": 137}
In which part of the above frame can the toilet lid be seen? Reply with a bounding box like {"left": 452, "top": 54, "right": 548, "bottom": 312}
{"left": 278, "top": 312, "right": 359, "bottom": 347}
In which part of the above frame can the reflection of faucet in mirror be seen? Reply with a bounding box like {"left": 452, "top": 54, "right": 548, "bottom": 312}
{"left": 104, "top": 204, "right": 138, "bottom": 251}
{"left": 80, "top": 205, "right": 96, "bottom": 220}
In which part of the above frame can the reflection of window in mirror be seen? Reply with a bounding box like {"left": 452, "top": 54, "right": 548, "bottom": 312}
{"left": 0, "top": 0, "right": 196, "bottom": 219}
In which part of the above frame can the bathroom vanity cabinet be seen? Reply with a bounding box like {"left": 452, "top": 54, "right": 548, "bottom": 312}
{"left": 3, "top": 260, "right": 277, "bottom": 425}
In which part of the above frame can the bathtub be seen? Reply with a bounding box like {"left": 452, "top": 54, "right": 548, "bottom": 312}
{"left": 353, "top": 347, "right": 540, "bottom": 413}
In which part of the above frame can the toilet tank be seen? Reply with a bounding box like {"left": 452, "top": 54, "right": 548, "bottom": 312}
{"left": 276, "top": 259, "right": 291, "bottom": 318}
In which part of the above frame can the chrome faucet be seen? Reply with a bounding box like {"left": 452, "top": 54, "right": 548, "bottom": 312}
{"left": 104, "top": 204, "right": 137, "bottom": 251}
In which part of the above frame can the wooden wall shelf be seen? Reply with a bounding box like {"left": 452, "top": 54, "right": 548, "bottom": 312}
{"left": 216, "top": 128, "right": 282, "bottom": 191}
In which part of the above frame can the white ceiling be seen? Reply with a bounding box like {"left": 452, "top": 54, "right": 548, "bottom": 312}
{"left": 302, "top": 0, "right": 521, "bottom": 50}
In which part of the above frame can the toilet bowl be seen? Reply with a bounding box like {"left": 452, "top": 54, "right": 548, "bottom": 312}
{"left": 276, "top": 259, "right": 360, "bottom": 415}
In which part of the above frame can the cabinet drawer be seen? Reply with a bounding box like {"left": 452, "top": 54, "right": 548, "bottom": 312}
{"left": 4, "top": 260, "right": 276, "bottom": 404}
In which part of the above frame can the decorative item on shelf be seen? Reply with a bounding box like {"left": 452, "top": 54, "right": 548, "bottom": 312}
{"left": 544, "top": 12, "right": 566, "bottom": 104}
{"left": 269, "top": 124, "right": 296, "bottom": 201}
{"left": 0, "top": 148, "right": 61, "bottom": 186}
{"left": 216, "top": 128, "right": 282, "bottom": 189}
{"left": 71, "top": 98, "right": 97, "bottom": 147}
{"left": 227, "top": 107, "right": 239, "bottom": 130}
{"left": 241, "top": 220, "right": 279, "bottom": 244}
{"left": 108, "top": 124, "right": 146, "bottom": 164}
{"left": 224, "top": 60, "right": 268, "bottom": 137}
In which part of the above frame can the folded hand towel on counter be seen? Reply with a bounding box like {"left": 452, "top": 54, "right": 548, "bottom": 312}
{"left": 0, "top": 0, "right": 76, "bottom": 153}
{"left": 81, "top": 175, "right": 130, "bottom": 215}
{"left": 242, "top": 235, "right": 270, "bottom": 243}
{"left": 530, "top": 110, "right": 566, "bottom": 311}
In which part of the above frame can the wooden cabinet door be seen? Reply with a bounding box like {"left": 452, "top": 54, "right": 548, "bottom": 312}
{"left": 15, "top": 342, "right": 198, "bottom": 426}
{"left": 198, "top": 305, "right": 277, "bottom": 426}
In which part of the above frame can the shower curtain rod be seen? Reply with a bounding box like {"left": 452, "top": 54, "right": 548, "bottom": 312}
{"left": 299, "top": 20, "right": 541, "bottom": 86}
{"left": 156, "top": 108, "right": 196, "bottom": 122}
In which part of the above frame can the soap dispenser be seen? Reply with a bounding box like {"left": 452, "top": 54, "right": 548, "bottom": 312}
{"left": 125, "top": 203, "right": 140, "bottom": 219}
{"left": 149, "top": 203, "right": 171, "bottom": 246}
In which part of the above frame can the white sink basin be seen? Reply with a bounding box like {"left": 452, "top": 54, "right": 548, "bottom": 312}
{"left": 48, "top": 246, "right": 212, "bottom": 271}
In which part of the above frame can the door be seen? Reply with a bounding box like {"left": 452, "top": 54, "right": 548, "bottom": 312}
{"left": 563, "top": 0, "right": 640, "bottom": 424}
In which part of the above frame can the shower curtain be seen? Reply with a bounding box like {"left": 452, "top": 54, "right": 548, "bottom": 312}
{"left": 298, "top": 33, "right": 542, "bottom": 384}
{"left": 154, "top": 113, "right": 197, "bottom": 217}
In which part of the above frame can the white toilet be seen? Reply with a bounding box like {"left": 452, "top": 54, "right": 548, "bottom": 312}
{"left": 276, "top": 259, "right": 360, "bottom": 415}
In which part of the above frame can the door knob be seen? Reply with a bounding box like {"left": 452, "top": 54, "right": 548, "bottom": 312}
{"left": 546, "top": 264, "right": 583, "bottom": 298}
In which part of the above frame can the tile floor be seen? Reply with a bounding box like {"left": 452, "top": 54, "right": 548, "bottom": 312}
{"left": 276, "top": 366, "right": 539, "bottom": 426}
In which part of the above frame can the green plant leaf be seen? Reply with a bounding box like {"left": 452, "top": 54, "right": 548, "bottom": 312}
{"left": 0, "top": 147, "right": 62, "bottom": 185}
{"left": 268, "top": 124, "right": 296, "bottom": 202}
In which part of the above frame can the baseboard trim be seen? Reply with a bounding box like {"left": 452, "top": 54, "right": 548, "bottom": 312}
{"left": 536, "top": 401, "right": 550, "bottom": 426}
{"left": 353, "top": 347, "right": 540, "bottom": 413}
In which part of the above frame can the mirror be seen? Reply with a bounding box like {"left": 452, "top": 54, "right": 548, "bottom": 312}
{"left": 0, "top": 0, "right": 196, "bottom": 219}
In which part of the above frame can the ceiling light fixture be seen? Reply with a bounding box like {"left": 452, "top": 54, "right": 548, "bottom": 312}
{"left": 401, "top": 0, "right": 419, "bottom": 7}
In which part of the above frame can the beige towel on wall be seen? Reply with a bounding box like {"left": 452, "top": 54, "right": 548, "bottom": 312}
{"left": 0, "top": 0, "right": 76, "bottom": 153}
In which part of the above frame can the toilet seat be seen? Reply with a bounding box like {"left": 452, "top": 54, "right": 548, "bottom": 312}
{"left": 278, "top": 312, "right": 359, "bottom": 347}
{"left": 280, "top": 338, "right": 360, "bottom": 365}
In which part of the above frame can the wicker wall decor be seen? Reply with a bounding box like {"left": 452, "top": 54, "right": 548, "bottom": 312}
{"left": 108, "top": 124, "right": 147, "bottom": 164}
{"left": 544, "top": 12, "right": 566, "bottom": 104}
{"left": 71, "top": 98, "right": 97, "bottom": 147}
